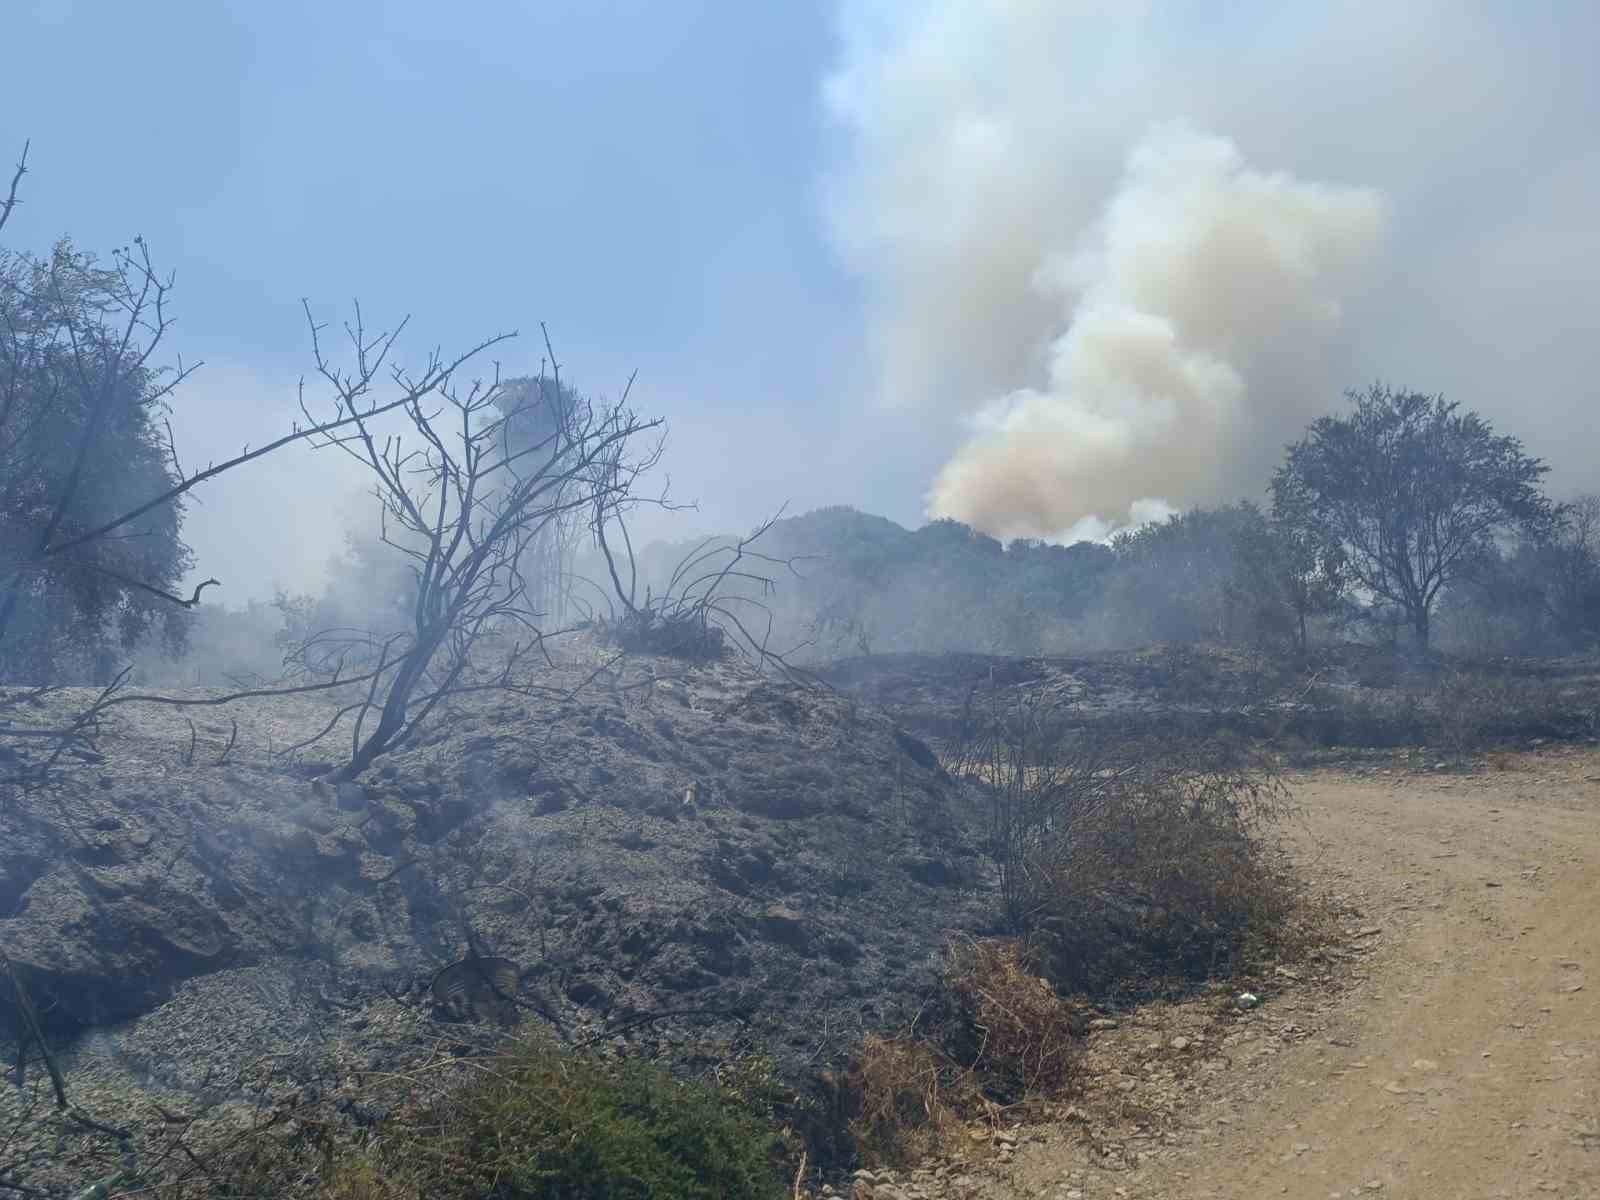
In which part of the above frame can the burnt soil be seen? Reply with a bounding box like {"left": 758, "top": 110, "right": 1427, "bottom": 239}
{"left": 0, "top": 644, "right": 994, "bottom": 1192}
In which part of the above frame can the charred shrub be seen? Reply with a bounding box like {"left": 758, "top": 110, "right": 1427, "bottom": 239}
{"left": 950, "top": 694, "right": 1295, "bottom": 998}
{"left": 835, "top": 939, "right": 1085, "bottom": 1168}
{"left": 597, "top": 604, "right": 729, "bottom": 660}
{"left": 926, "top": 937, "right": 1084, "bottom": 1104}
{"left": 838, "top": 1034, "right": 974, "bottom": 1170}
{"left": 1428, "top": 666, "right": 1599, "bottom": 754}
{"left": 588, "top": 514, "right": 796, "bottom": 665}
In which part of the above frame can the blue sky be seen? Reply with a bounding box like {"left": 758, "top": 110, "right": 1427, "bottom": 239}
{"left": 6, "top": 2, "right": 840, "bottom": 369}
{"left": 2, "top": 1, "right": 930, "bottom": 596}
{"left": 3, "top": 1, "right": 1597, "bottom": 600}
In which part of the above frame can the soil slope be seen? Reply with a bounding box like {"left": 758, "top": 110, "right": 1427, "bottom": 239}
{"left": 0, "top": 647, "right": 990, "bottom": 1122}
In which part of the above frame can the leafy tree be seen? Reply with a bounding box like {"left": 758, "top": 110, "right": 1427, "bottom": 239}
{"left": 1540, "top": 494, "right": 1600, "bottom": 644}
{"left": 1230, "top": 506, "right": 1347, "bottom": 656}
{"left": 1005, "top": 538, "right": 1115, "bottom": 621}
{"left": 1273, "top": 385, "right": 1554, "bottom": 649}
{"left": 1434, "top": 494, "right": 1600, "bottom": 653}
{"left": 1106, "top": 505, "right": 1261, "bottom": 644}
{"left": 0, "top": 234, "right": 195, "bottom": 683}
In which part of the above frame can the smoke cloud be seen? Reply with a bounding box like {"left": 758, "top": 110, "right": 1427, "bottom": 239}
{"left": 825, "top": 1, "right": 1598, "bottom": 540}
{"left": 930, "top": 125, "right": 1384, "bottom": 537}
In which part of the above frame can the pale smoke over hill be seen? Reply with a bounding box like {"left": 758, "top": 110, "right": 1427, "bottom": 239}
{"left": 926, "top": 126, "right": 1384, "bottom": 538}
{"left": 823, "top": 1, "right": 1597, "bottom": 541}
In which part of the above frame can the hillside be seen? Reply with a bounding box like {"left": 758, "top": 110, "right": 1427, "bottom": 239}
{"left": 0, "top": 644, "right": 991, "bottom": 1193}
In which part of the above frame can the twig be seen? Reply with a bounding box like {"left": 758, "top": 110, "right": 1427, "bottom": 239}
{"left": 0, "top": 946, "right": 66, "bottom": 1110}
{"left": 0, "top": 140, "right": 26, "bottom": 234}
{"left": 214, "top": 718, "right": 238, "bottom": 765}
{"left": 571, "top": 1003, "right": 752, "bottom": 1049}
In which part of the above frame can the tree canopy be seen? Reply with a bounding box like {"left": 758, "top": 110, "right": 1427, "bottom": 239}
{"left": 0, "top": 237, "right": 193, "bottom": 682}
{"left": 1272, "top": 384, "right": 1553, "bottom": 648}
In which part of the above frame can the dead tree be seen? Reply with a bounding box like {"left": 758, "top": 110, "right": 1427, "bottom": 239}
{"left": 0, "top": 139, "right": 514, "bottom": 783}
{"left": 286, "top": 319, "right": 666, "bottom": 780}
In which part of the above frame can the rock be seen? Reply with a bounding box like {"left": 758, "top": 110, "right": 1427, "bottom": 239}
{"left": 902, "top": 854, "right": 962, "bottom": 888}
{"left": 1171, "top": 1035, "right": 1192, "bottom": 1050}
{"left": 759, "top": 904, "right": 815, "bottom": 955}
{"left": 335, "top": 782, "right": 368, "bottom": 812}
{"left": 1088, "top": 1017, "right": 1120, "bottom": 1030}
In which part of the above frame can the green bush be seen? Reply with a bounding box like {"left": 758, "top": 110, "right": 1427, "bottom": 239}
{"left": 201, "top": 1039, "right": 787, "bottom": 1200}
{"left": 399, "top": 1040, "right": 784, "bottom": 1199}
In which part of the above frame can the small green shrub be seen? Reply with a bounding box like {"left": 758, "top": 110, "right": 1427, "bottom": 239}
{"left": 401, "top": 1039, "right": 783, "bottom": 1199}
{"left": 207, "top": 1038, "right": 785, "bottom": 1200}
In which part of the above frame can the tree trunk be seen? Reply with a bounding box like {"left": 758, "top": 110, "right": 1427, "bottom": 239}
{"left": 1412, "top": 605, "right": 1430, "bottom": 650}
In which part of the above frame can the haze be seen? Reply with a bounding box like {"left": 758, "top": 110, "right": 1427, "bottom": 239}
{"left": 3, "top": 0, "right": 1595, "bottom": 600}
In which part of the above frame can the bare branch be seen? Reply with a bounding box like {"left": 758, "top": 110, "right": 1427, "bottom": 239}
{"left": 0, "top": 140, "right": 26, "bottom": 234}
{"left": 36, "top": 323, "right": 517, "bottom": 563}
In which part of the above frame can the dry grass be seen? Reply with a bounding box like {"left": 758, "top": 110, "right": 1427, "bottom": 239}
{"left": 948, "top": 685, "right": 1297, "bottom": 999}
{"left": 837, "top": 938, "right": 1089, "bottom": 1169}
{"left": 930, "top": 937, "right": 1085, "bottom": 1103}
{"left": 840, "top": 1034, "right": 975, "bottom": 1170}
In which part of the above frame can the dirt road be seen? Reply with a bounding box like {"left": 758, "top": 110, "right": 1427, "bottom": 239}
{"left": 995, "top": 749, "right": 1600, "bottom": 1200}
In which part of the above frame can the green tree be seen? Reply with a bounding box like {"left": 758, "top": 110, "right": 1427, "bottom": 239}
{"left": 1230, "top": 505, "right": 1347, "bottom": 656}
{"left": 1434, "top": 494, "right": 1600, "bottom": 653}
{"left": 0, "top": 234, "right": 195, "bottom": 683}
{"left": 1107, "top": 505, "right": 1260, "bottom": 644}
{"left": 1539, "top": 494, "right": 1600, "bottom": 645}
{"left": 1273, "top": 385, "right": 1554, "bottom": 649}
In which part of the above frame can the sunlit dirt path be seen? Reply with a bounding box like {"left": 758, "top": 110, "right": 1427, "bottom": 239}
{"left": 994, "top": 750, "right": 1600, "bottom": 1200}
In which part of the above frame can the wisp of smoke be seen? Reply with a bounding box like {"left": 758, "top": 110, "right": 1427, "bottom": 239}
{"left": 827, "top": 7, "right": 1388, "bottom": 542}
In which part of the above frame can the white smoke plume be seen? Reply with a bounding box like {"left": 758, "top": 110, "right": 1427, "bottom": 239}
{"left": 928, "top": 125, "right": 1385, "bottom": 538}
{"left": 826, "top": 2, "right": 1592, "bottom": 541}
